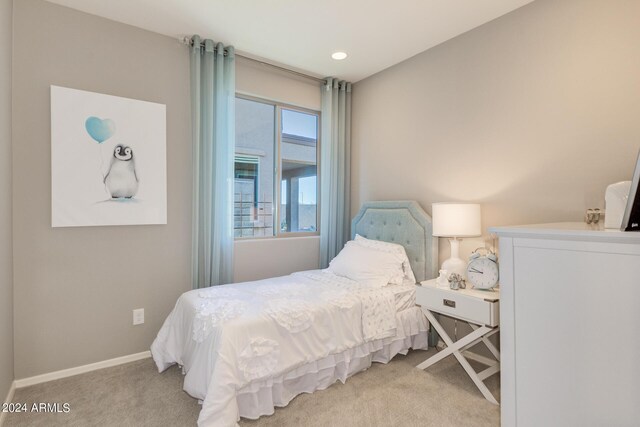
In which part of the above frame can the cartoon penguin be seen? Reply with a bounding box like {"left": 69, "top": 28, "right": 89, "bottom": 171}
{"left": 104, "top": 145, "right": 139, "bottom": 199}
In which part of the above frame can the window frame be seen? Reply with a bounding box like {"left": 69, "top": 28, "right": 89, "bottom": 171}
{"left": 235, "top": 93, "right": 321, "bottom": 240}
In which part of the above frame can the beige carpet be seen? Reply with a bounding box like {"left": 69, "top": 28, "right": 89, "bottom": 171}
{"left": 5, "top": 349, "right": 499, "bottom": 427}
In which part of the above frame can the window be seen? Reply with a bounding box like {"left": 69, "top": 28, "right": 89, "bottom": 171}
{"left": 280, "top": 109, "right": 318, "bottom": 233}
{"left": 234, "top": 99, "right": 275, "bottom": 238}
{"left": 235, "top": 96, "right": 319, "bottom": 238}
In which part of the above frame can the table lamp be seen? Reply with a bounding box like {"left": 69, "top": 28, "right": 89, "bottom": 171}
{"left": 432, "top": 203, "right": 482, "bottom": 279}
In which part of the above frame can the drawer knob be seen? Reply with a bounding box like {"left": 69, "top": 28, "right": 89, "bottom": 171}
{"left": 443, "top": 299, "right": 456, "bottom": 308}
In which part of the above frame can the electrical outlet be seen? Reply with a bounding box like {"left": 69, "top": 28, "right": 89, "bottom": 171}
{"left": 133, "top": 308, "right": 144, "bottom": 325}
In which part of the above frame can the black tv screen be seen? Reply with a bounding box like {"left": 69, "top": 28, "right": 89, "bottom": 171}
{"left": 622, "top": 149, "right": 640, "bottom": 231}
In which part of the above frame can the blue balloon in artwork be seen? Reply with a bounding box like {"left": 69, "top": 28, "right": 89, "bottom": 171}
{"left": 85, "top": 116, "right": 116, "bottom": 143}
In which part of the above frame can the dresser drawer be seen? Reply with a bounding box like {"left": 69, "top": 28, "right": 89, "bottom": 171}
{"left": 416, "top": 285, "right": 499, "bottom": 327}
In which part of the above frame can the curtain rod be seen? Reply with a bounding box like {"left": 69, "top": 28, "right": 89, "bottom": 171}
{"left": 180, "top": 36, "right": 327, "bottom": 85}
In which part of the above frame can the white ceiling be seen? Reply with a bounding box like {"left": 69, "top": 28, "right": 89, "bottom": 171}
{"left": 45, "top": 0, "right": 534, "bottom": 82}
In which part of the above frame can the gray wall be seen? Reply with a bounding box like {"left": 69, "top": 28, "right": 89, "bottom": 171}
{"left": 12, "top": 0, "right": 321, "bottom": 379}
{"left": 12, "top": 0, "right": 192, "bottom": 378}
{"left": 1, "top": 0, "right": 14, "bottom": 401}
{"left": 352, "top": 0, "right": 640, "bottom": 263}
{"left": 234, "top": 237, "right": 319, "bottom": 283}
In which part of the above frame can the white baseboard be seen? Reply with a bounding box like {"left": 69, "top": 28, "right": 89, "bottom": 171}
{"left": 0, "top": 380, "right": 16, "bottom": 427}
{"left": 14, "top": 351, "right": 151, "bottom": 389}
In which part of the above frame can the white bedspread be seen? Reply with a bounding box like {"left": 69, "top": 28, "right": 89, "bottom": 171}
{"left": 151, "top": 270, "right": 407, "bottom": 427}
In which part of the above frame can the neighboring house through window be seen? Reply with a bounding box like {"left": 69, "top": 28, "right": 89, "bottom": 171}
{"left": 235, "top": 96, "right": 319, "bottom": 238}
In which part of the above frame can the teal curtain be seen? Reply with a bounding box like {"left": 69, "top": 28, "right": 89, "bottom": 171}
{"left": 190, "top": 36, "right": 235, "bottom": 288}
{"left": 320, "top": 78, "right": 352, "bottom": 268}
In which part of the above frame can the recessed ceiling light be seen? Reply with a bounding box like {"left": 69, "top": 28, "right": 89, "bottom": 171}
{"left": 331, "top": 52, "right": 348, "bottom": 60}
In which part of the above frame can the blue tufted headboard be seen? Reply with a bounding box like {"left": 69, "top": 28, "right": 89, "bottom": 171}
{"left": 351, "top": 201, "right": 438, "bottom": 283}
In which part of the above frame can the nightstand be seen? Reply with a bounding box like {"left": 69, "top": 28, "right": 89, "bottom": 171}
{"left": 416, "top": 278, "right": 500, "bottom": 404}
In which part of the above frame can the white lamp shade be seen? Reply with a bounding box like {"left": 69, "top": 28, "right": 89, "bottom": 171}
{"left": 432, "top": 203, "right": 482, "bottom": 237}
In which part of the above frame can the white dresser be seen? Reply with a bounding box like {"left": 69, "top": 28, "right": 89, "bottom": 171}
{"left": 490, "top": 223, "right": 640, "bottom": 427}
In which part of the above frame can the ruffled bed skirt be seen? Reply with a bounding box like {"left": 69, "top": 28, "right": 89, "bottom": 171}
{"left": 235, "top": 306, "right": 429, "bottom": 420}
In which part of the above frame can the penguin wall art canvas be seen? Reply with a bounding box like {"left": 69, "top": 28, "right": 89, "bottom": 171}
{"left": 51, "top": 86, "right": 167, "bottom": 227}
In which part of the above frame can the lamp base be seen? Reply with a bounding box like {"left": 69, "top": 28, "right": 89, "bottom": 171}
{"left": 441, "top": 256, "right": 467, "bottom": 279}
{"left": 441, "top": 238, "right": 467, "bottom": 279}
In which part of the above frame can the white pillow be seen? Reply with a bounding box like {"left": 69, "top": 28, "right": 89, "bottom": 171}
{"left": 354, "top": 234, "right": 417, "bottom": 285}
{"left": 327, "top": 241, "right": 404, "bottom": 288}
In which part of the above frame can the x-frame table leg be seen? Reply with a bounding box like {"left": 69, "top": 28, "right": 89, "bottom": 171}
{"left": 416, "top": 309, "right": 500, "bottom": 405}
{"left": 469, "top": 323, "right": 500, "bottom": 361}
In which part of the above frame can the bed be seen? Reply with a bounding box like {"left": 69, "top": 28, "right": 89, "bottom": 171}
{"left": 151, "top": 201, "right": 438, "bottom": 427}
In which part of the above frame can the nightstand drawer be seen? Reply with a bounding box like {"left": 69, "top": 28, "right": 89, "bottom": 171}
{"left": 416, "top": 285, "right": 499, "bottom": 327}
